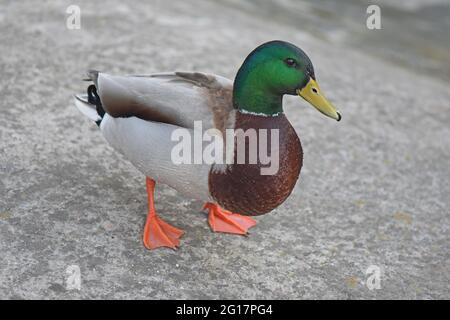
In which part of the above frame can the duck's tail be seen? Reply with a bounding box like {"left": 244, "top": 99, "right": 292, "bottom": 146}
{"left": 74, "top": 70, "right": 105, "bottom": 127}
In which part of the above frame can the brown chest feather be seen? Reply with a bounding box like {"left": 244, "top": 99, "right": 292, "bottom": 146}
{"left": 209, "top": 112, "right": 302, "bottom": 216}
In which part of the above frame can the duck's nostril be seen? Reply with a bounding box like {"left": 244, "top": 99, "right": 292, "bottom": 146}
{"left": 312, "top": 88, "right": 318, "bottom": 93}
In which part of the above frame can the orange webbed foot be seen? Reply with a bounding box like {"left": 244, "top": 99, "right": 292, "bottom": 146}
{"left": 143, "top": 214, "right": 184, "bottom": 250}
{"left": 142, "top": 177, "right": 184, "bottom": 250}
{"left": 203, "top": 202, "right": 257, "bottom": 235}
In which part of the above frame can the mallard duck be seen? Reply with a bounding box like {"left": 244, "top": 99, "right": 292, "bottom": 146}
{"left": 74, "top": 40, "right": 341, "bottom": 250}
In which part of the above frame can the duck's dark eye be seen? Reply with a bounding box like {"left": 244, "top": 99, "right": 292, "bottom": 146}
{"left": 285, "top": 58, "right": 297, "bottom": 67}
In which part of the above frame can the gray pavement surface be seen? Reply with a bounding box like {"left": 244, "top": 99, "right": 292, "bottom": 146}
{"left": 0, "top": 0, "right": 449, "bottom": 299}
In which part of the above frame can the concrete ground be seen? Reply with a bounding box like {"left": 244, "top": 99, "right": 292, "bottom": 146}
{"left": 0, "top": 0, "right": 449, "bottom": 299}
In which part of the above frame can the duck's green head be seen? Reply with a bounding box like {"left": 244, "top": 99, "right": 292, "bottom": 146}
{"left": 233, "top": 40, "right": 341, "bottom": 120}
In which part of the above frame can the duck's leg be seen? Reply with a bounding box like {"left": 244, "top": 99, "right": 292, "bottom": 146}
{"left": 203, "top": 203, "right": 257, "bottom": 235}
{"left": 142, "top": 177, "right": 184, "bottom": 250}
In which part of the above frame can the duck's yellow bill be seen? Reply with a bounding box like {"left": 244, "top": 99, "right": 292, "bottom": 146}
{"left": 297, "top": 78, "right": 341, "bottom": 121}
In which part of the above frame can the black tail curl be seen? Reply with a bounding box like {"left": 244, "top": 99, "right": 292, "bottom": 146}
{"left": 87, "top": 84, "right": 105, "bottom": 126}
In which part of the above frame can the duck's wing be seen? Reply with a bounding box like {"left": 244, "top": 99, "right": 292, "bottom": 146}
{"left": 90, "top": 71, "right": 234, "bottom": 131}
